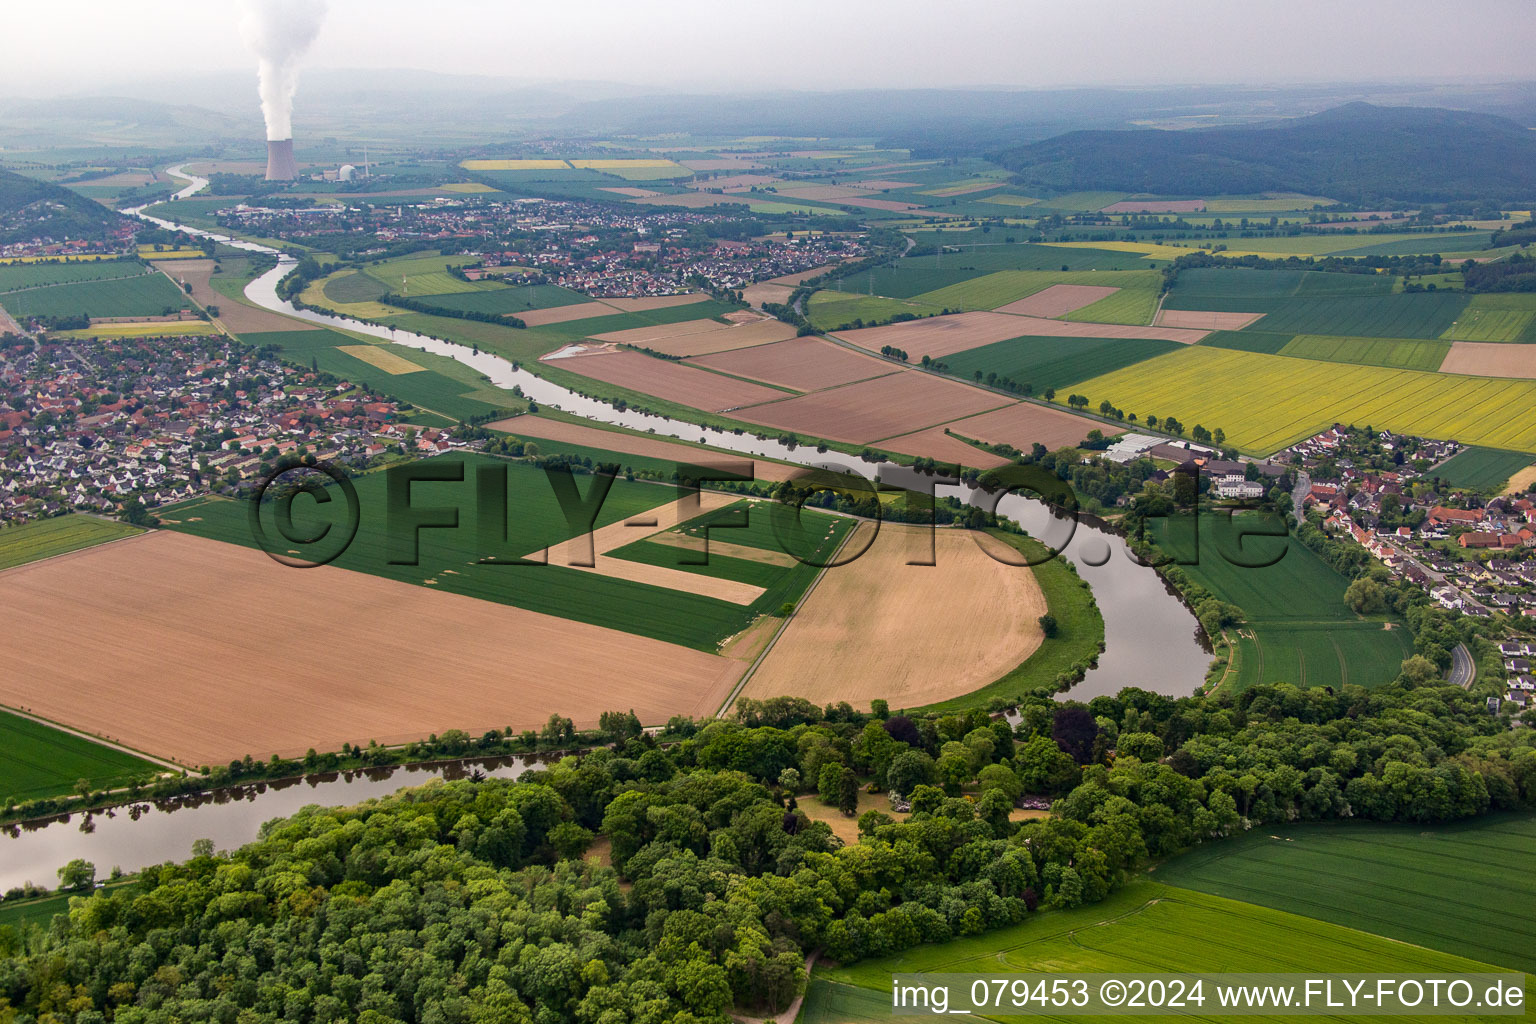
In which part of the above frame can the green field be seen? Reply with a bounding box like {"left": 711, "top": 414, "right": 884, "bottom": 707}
{"left": 0, "top": 892, "right": 75, "bottom": 931}
{"left": 1442, "top": 302, "right": 1536, "bottom": 343}
{"left": 0, "top": 258, "right": 148, "bottom": 293}
{"left": 1071, "top": 345, "right": 1536, "bottom": 454}
{"left": 357, "top": 253, "right": 482, "bottom": 294}
{"left": 1198, "top": 329, "right": 1295, "bottom": 354}
{"left": 322, "top": 271, "right": 389, "bottom": 303}
{"left": 1277, "top": 334, "right": 1452, "bottom": 371}
{"left": 899, "top": 241, "right": 1151, "bottom": 273}
{"left": 1435, "top": 446, "right": 1536, "bottom": 491}
{"left": 1157, "top": 816, "right": 1536, "bottom": 973}
{"left": 0, "top": 270, "right": 189, "bottom": 319}
{"left": 0, "top": 708, "right": 161, "bottom": 803}
{"left": 162, "top": 455, "right": 850, "bottom": 650}
{"left": 807, "top": 882, "right": 1525, "bottom": 1024}
{"left": 806, "top": 290, "right": 945, "bottom": 330}
{"left": 409, "top": 283, "right": 590, "bottom": 315}
{"left": 243, "top": 329, "right": 523, "bottom": 422}
{"left": 910, "top": 269, "right": 1162, "bottom": 324}
{"left": 1150, "top": 513, "right": 1411, "bottom": 690}
{"left": 942, "top": 335, "right": 1183, "bottom": 392}
{"left": 0, "top": 514, "right": 142, "bottom": 570}
{"left": 832, "top": 265, "right": 982, "bottom": 299}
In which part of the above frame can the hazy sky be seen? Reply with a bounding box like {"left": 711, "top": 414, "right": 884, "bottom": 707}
{"left": 4, "top": 0, "right": 1535, "bottom": 95}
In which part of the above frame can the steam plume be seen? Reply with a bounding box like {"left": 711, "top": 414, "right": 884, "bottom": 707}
{"left": 241, "top": 0, "right": 328, "bottom": 141}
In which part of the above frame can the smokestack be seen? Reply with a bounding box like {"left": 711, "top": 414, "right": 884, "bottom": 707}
{"left": 266, "top": 139, "right": 299, "bottom": 181}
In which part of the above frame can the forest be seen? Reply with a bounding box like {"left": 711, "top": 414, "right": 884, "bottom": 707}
{"left": 2, "top": 677, "right": 1533, "bottom": 1024}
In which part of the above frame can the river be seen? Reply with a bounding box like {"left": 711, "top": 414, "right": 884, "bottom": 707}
{"left": 0, "top": 170, "right": 1209, "bottom": 892}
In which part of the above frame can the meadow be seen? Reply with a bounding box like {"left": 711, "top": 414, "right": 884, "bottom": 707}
{"left": 1442, "top": 301, "right": 1536, "bottom": 343}
{"left": 1149, "top": 512, "right": 1410, "bottom": 690}
{"left": 805, "top": 290, "right": 944, "bottom": 330}
{"left": 406, "top": 283, "right": 590, "bottom": 316}
{"left": 243, "top": 329, "right": 524, "bottom": 423}
{"left": 1434, "top": 446, "right": 1536, "bottom": 491}
{"left": 942, "top": 335, "right": 1183, "bottom": 392}
{"left": 0, "top": 271, "right": 188, "bottom": 319}
{"left": 0, "top": 258, "right": 147, "bottom": 292}
{"left": 162, "top": 455, "right": 846, "bottom": 651}
{"left": 807, "top": 882, "right": 1523, "bottom": 1024}
{"left": 897, "top": 241, "right": 1152, "bottom": 273}
{"left": 0, "top": 514, "right": 142, "bottom": 571}
{"left": 0, "top": 708, "right": 161, "bottom": 803}
{"left": 1276, "top": 334, "right": 1452, "bottom": 371}
{"left": 1071, "top": 345, "right": 1536, "bottom": 454}
{"left": 1156, "top": 816, "right": 1536, "bottom": 973}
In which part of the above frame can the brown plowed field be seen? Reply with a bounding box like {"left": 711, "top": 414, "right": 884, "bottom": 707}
{"left": 873, "top": 427, "right": 1012, "bottom": 469}
{"left": 598, "top": 293, "right": 709, "bottom": 313}
{"left": 483, "top": 416, "right": 802, "bottom": 482}
{"left": 1154, "top": 309, "right": 1266, "bottom": 330}
{"left": 161, "top": 260, "right": 318, "bottom": 333}
{"left": 591, "top": 318, "right": 798, "bottom": 357}
{"left": 743, "top": 523, "right": 1045, "bottom": 709}
{"left": 994, "top": 284, "right": 1119, "bottom": 318}
{"left": 836, "top": 312, "right": 1207, "bottom": 360}
{"left": 1438, "top": 342, "right": 1536, "bottom": 379}
{"left": 0, "top": 532, "right": 741, "bottom": 765}
{"left": 589, "top": 318, "right": 731, "bottom": 346}
{"left": 544, "top": 349, "right": 788, "bottom": 411}
{"left": 771, "top": 265, "right": 840, "bottom": 285}
{"left": 743, "top": 283, "right": 794, "bottom": 308}
{"left": 519, "top": 302, "right": 617, "bottom": 326}
{"left": 733, "top": 371, "right": 1009, "bottom": 444}
{"left": 687, "top": 337, "right": 896, "bottom": 391}
{"left": 938, "top": 402, "right": 1104, "bottom": 451}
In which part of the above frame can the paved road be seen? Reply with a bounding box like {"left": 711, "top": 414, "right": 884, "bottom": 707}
{"left": 1450, "top": 642, "right": 1475, "bottom": 688}
{"left": 1291, "top": 470, "right": 1310, "bottom": 522}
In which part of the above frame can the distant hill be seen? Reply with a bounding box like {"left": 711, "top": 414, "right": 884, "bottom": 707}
{"left": 0, "top": 167, "right": 128, "bottom": 244}
{"left": 992, "top": 103, "right": 1536, "bottom": 205}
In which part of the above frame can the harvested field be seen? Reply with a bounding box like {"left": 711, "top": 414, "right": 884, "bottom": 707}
{"left": 994, "top": 284, "right": 1119, "bottom": 318}
{"left": 1100, "top": 198, "right": 1206, "bottom": 213}
{"left": 546, "top": 349, "right": 787, "bottom": 411}
{"left": 482, "top": 416, "right": 801, "bottom": 482}
{"left": 872, "top": 426, "right": 1011, "bottom": 469}
{"left": 518, "top": 301, "right": 617, "bottom": 326}
{"left": 0, "top": 531, "right": 741, "bottom": 765}
{"left": 687, "top": 337, "right": 895, "bottom": 391}
{"left": 733, "top": 371, "right": 1009, "bottom": 444}
{"left": 939, "top": 402, "right": 1105, "bottom": 451}
{"left": 591, "top": 317, "right": 798, "bottom": 357}
{"left": 771, "top": 265, "right": 840, "bottom": 285}
{"left": 597, "top": 186, "right": 661, "bottom": 198}
{"left": 836, "top": 311, "right": 1206, "bottom": 361}
{"left": 743, "top": 282, "right": 794, "bottom": 308}
{"left": 1438, "top": 342, "right": 1536, "bottom": 379}
{"left": 743, "top": 524, "right": 1045, "bottom": 709}
{"left": 647, "top": 531, "right": 797, "bottom": 567}
{"left": 1155, "top": 308, "right": 1267, "bottom": 330}
{"left": 337, "top": 345, "right": 424, "bottom": 374}
{"left": 598, "top": 293, "right": 708, "bottom": 313}
{"left": 1505, "top": 466, "right": 1536, "bottom": 495}
{"left": 538, "top": 492, "right": 765, "bottom": 605}
{"left": 164, "top": 259, "right": 317, "bottom": 333}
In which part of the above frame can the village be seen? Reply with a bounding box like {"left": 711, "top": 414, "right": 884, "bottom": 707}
{"left": 0, "top": 332, "right": 474, "bottom": 524}
{"left": 216, "top": 195, "right": 869, "bottom": 297}
{"left": 1287, "top": 425, "right": 1536, "bottom": 707}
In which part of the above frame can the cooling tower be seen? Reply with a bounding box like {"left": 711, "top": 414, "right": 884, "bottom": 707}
{"left": 265, "top": 139, "right": 299, "bottom": 181}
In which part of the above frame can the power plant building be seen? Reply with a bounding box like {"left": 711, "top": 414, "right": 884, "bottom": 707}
{"left": 265, "top": 139, "right": 299, "bottom": 181}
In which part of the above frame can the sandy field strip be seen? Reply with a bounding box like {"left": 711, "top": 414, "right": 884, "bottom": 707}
{"left": 994, "top": 284, "right": 1120, "bottom": 318}
{"left": 1503, "top": 466, "right": 1536, "bottom": 495}
{"left": 545, "top": 349, "right": 787, "bottom": 411}
{"left": 0, "top": 303, "right": 23, "bottom": 335}
{"left": 597, "top": 293, "right": 709, "bottom": 313}
{"left": 536, "top": 492, "right": 765, "bottom": 605}
{"left": 872, "top": 426, "right": 1012, "bottom": 469}
{"left": 1154, "top": 309, "right": 1267, "bottom": 331}
{"left": 484, "top": 416, "right": 801, "bottom": 482}
{"left": 648, "top": 531, "right": 798, "bottom": 567}
{"left": 598, "top": 186, "right": 662, "bottom": 198}
{"left": 771, "top": 265, "right": 841, "bottom": 286}
{"left": 744, "top": 524, "right": 1044, "bottom": 708}
{"left": 733, "top": 370, "right": 1010, "bottom": 444}
{"left": 1100, "top": 199, "right": 1207, "bottom": 213}
{"left": 1438, "top": 342, "right": 1536, "bottom": 378}
{"left": 518, "top": 302, "right": 618, "bottom": 326}
{"left": 0, "top": 532, "right": 741, "bottom": 765}
{"left": 160, "top": 259, "right": 318, "bottom": 333}
{"left": 937, "top": 402, "right": 1104, "bottom": 451}
{"left": 743, "top": 283, "right": 795, "bottom": 308}
{"left": 687, "top": 337, "right": 897, "bottom": 392}
{"left": 589, "top": 318, "right": 733, "bottom": 346}
{"left": 836, "top": 312, "right": 1207, "bottom": 360}
{"left": 338, "top": 345, "right": 424, "bottom": 374}
{"left": 601, "top": 318, "right": 799, "bottom": 358}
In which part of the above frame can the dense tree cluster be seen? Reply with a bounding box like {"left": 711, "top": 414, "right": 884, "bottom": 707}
{"left": 4, "top": 678, "right": 1534, "bottom": 1023}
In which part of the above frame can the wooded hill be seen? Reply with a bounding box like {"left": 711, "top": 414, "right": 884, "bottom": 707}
{"left": 993, "top": 103, "right": 1536, "bottom": 205}
{"left": 0, "top": 167, "right": 127, "bottom": 244}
